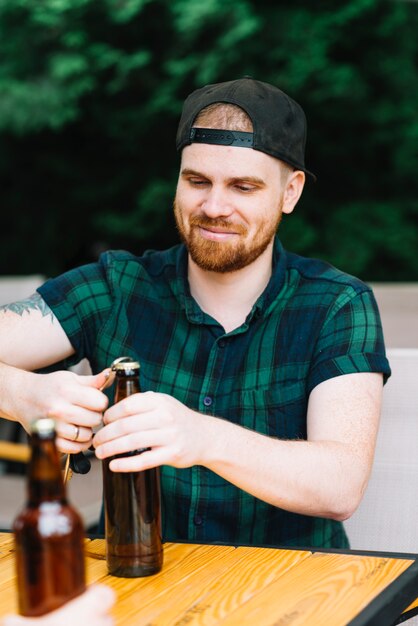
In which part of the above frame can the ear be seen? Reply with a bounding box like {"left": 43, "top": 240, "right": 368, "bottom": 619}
{"left": 282, "top": 170, "right": 305, "bottom": 215}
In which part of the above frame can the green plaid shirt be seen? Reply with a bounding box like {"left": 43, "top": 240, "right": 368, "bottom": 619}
{"left": 38, "top": 236, "right": 390, "bottom": 549}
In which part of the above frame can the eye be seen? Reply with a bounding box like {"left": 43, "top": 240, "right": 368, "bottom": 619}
{"left": 234, "top": 183, "right": 257, "bottom": 193}
{"left": 188, "top": 178, "right": 209, "bottom": 187}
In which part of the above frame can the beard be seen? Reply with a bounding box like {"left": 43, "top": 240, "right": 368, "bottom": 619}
{"left": 174, "top": 198, "right": 283, "bottom": 273}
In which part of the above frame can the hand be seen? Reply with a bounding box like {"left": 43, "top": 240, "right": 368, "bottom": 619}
{"left": 22, "top": 369, "right": 110, "bottom": 454}
{"left": 2, "top": 584, "right": 115, "bottom": 626}
{"left": 93, "top": 391, "right": 212, "bottom": 472}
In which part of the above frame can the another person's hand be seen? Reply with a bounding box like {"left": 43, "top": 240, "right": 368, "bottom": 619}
{"left": 2, "top": 584, "right": 115, "bottom": 626}
{"left": 93, "top": 391, "right": 211, "bottom": 471}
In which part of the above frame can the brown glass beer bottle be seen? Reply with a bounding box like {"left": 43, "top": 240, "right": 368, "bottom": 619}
{"left": 13, "top": 417, "right": 86, "bottom": 616}
{"left": 102, "top": 357, "right": 163, "bottom": 577}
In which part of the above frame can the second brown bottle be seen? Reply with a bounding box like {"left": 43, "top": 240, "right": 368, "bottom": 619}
{"left": 102, "top": 357, "right": 163, "bottom": 577}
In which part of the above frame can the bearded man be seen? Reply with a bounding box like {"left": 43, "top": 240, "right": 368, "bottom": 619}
{"left": 0, "top": 78, "right": 390, "bottom": 549}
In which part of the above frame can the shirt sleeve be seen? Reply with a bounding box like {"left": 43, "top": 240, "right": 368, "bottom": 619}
{"left": 37, "top": 254, "right": 114, "bottom": 366}
{"left": 307, "top": 287, "right": 391, "bottom": 394}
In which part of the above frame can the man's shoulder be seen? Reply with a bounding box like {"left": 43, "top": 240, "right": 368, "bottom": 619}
{"left": 99, "top": 244, "right": 184, "bottom": 278}
{"left": 285, "top": 250, "right": 370, "bottom": 297}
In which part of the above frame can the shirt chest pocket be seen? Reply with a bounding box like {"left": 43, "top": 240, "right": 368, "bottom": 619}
{"left": 226, "top": 381, "right": 308, "bottom": 440}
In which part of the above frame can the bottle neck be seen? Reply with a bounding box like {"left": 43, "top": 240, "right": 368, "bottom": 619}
{"left": 114, "top": 372, "right": 140, "bottom": 403}
{"left": 28, "top": 434, "right": 66, "bottom": 505}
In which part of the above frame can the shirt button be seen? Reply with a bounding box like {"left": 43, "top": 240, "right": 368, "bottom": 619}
{"left": 203, "top": 396, "right": 213, "bottom": 407}
{"left": 193, "top": 514, "right": 203, "bottom": 526}
{"left": 218, "top": 339, "right": 226, "bottom": 348}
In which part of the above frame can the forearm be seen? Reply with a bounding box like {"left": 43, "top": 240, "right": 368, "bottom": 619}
{"left": 0, "top": 362, "right": 37, "bottom": 428}
{"left": 201, "top": 415, "right": 368, "bottom": 521}
{"left": 95, "top": 377, "right": 379, "bottom": 520}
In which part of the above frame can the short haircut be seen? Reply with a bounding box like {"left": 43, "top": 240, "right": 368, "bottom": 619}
{"left": 193, "top": 103, "right": 253, "bottom": 132}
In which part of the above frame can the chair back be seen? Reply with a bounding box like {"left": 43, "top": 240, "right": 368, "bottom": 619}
{"left": 344, "top": 348, "right": 418, "bottom": 553}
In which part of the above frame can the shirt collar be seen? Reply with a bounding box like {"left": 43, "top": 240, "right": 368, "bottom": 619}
{"left": 251, "top": 236, "right": 287, "bottom": 316}
{"left": 175, "top": 236, "right": 287, "bottom": 325}
{"left": 175, "top": 245, "right": 206, "bottom": 324}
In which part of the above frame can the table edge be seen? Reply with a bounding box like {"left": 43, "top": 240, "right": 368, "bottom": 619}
{"left": 346, "top": 559, "right": 418, "bottom": 626}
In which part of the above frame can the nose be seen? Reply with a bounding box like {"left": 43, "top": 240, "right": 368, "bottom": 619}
{"left": 201, "top": 187, "right": 234, "bottom": 219}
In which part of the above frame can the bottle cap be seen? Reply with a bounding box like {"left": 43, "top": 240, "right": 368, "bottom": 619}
{"left": 111, "top": 356, "right": 140, "bottom": 371}
{"left": 30, "top": 417, "right": 56, "bottom": 436}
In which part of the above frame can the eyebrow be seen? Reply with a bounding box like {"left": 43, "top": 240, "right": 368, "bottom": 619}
{"left": 180, "top": 168, "right": 266, "bottom": 187}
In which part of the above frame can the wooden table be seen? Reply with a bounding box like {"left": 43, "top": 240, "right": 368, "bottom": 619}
{"left": 1, "top": 533, "right": 418, "bottom": 625}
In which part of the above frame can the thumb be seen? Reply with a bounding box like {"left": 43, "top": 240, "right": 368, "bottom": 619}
{"left": 80, "top": 369, "right": 114, "bottom": 391}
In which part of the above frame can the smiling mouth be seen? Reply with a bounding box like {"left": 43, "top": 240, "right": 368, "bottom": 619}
{"left": 200, "top": 225, "right": 239, "bottom": 235}
{"left": 189, "top": 216, "right": 247, "bottom": 239}
{"left": 197, "top": 226, "right": 241, "bottom": 241}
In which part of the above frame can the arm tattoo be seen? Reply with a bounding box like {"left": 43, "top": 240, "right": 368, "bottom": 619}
{"left": 0, "top": 293, "right": 55, "bottom": 321}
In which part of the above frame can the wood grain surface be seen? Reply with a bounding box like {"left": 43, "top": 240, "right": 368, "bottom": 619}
{"left": 0, "top": 533, "right": 416, "bottom": 625}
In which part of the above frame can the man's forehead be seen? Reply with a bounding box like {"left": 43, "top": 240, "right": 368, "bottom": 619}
{"left": 180, "top": 142, "right": 283, "bottom": 177}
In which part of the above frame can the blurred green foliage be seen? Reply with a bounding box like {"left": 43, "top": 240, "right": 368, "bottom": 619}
{"left": 0, "top": 0, "right": 417, "bottom": 280}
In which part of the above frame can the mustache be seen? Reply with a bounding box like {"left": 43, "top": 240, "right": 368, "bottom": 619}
{"left": 189, "top": 215, "right": 247, "bottom": 235}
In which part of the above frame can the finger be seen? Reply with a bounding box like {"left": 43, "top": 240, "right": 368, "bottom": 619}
{"left": 55, "top": 423, "right": 92, "bottom": 443}
{"left": 103, "top": 391, "right": 157, "bottom": 423}
{"left": 109, "top": 447, "right": 166, "bottom": 472}
{"left": 50, "top": 371, "right": 109, "bottom": 413}
{"left": 48, "top": 404, "right": 104, "bottom": 428}
{"left": 56, "top": 436, "right": 93, "bottom": 454}
{"left": 95, "top": 430, "right": 164, "bottom": 460}
{"left": 93, "top": 413, "right": 159, "bottom": 446}
{"left": 56, "top": 373, "right": 109, "bottom": 413}
{"left": 72, "top": 386, "right": 109, "bottom": 413}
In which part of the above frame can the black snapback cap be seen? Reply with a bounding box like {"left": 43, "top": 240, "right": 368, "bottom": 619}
{"left": 176, "top": 77, "right": 316, "bottom": 182}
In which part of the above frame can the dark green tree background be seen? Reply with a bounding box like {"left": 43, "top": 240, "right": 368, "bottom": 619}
{"left": 0, "top": 0, "right": 417, "bottom": 280}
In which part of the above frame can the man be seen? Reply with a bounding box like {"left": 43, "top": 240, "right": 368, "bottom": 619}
{"left": 0, "top": 78, "right": 390, "bottom": 551}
